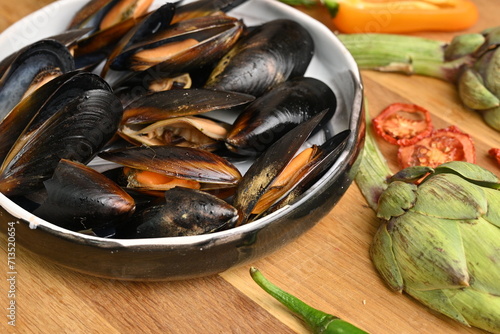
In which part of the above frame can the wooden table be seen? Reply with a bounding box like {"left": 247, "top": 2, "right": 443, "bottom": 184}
{"left": 0, "top": 0, "right": 498, "bottom": 333}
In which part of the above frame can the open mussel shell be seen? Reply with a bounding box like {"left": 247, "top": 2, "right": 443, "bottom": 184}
{"left": 117, "top": 187, "right": 238, "bottom": 238}
{"left": 0, "top": 71, "right": 112, "bottom": 163}
{"left": 253, "top": 129, "right": 351, "bottom": 218}
{"left": 110, "top": 15, "right": 244, "bottom": 88}
{"left": 120, "top": 88, "right": 255, "bottom": 123}
{"left": 204, "top": 18, "right": 314, "bottom": 97}
{"left": 172, "top": 0, "right": 249, "bottom": 23}
{"left": 0, "top": 28, "right": 91, "bottom": 77}
{"left": 226, "top": 76, "right": 336, "bottom": 156}
{"left": 68, "top": 0, "right": 154, "bottom": 32}
{"left": 97, "top": 3, "right": 176, "bottom": 76}
{"left": 0, "top": 85, "right": 123, "bottom": 196}
{"left": 0, "top": 39, "right": 75, "bottom": 119}
{"left": 120, "top": 115, "right": 232, "bottom": 150}
{"left": 233, "top": 110, "right": 329, "bottom": 225}
{"left": 33, "top": 159, "right": 135, "bottom": 232}
{"left": 98, "top": 145, "right": 243, "bottom": 189}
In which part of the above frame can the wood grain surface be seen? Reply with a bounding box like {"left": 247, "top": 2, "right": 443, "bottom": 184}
{"left": 0, "top": 0, "right": 499, "bottom": 333}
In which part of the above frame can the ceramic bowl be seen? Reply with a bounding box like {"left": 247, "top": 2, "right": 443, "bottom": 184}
{"left": 0, "top": 0, "right": 364, "bottom": 280}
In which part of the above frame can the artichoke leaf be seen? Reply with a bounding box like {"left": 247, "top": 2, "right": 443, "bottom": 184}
{"left": 458, "top": 217, "right": 500, "bottom": 296}
{"left": 483, "top": 187, "right": 500, "bottom": 228}
{"left": 458, "top": 68, "right": 500, "bottom": 110}
{"left": 377, "top": 181, "right": 417, "bottom": 220}
{"left": 404, "top": 286, "right": 469, "bottom": 326}
{"left": 390, "top": 211, "right": 469, "bottom": 290}
{"left": 413, "top": 174, "right": 487, "bottom": 219}
{"left": 443, "top": 287, "right": 500, "bottom": 333}
{"left": 370, "top": 222, "right": 404, "bottom": 292}
{"left": 433, "top": 161, "right": 500, "bottom": 189}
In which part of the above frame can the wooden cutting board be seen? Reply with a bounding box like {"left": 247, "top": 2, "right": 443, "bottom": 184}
{"left": 0, "top": 0, "right": 498, "bottom": 333}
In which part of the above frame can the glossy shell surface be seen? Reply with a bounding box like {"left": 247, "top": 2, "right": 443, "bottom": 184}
{"left": 0, "top": 0, "right": 365, "bottom": 280}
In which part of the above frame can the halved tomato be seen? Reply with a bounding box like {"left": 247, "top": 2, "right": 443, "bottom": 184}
{"left": 373, "top": 103, "right": 433, "bottom": 146}
{"left": 489, "top": 148, "right": 500, "bottom": 166}
{"left": 398, "top": 125, "right": 476, "bottom": 169}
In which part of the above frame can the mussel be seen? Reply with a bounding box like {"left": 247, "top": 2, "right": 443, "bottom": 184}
{"left": 0, "top": 71, "right": 112, "bottom": 163}
{"left": 226, "top": 77, "right": 337, "bottom": 156}
{"left": 204, "top": 18, "right": 314, "bottom": 97}
{"left": 233, "top": 110, "right": 328, "bottom": 225}
{"left": 68, "top": 0, "right": 154, "bottom": 32}
{"left": 0, "top": 39, "right": 75, "bottom": 119}
{"left": 117, "top": 186, "right": 239, "bottom": 238}
{"left": 108, "top": 13, "right": 245, "bottom": 85}
{"left": 33, "top": 159, "right": 135, "bottom": 232}
{"left": 0, "top": 72, "right": 123, "bottom": 196}
{"left": 98, "top": 145, "right": 242, "bottom": 192}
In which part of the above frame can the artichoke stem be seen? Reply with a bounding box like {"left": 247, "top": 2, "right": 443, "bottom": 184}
{"left": 354, "top": 103, "right": 393, "bottom": 211}
{"left": 337, "top": 33, "right": 473, "bottom": 82}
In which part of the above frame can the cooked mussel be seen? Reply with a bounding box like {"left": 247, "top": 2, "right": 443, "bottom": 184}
{"left": 0, "top": 71, "right": 112, "bottom": 163}
{"left": 68, "top": 0, "right": 154, "bottom": 32}
{"left": 33, "top": 159, "right": 135, "bottom": 231}
{"left": 120, "top": 88, "right": 254, "bottom": 123}
{"left": 120, "top": 115, "right": 232, "bottom": 151}
{"left": 0, "top": 39, "right": 75, "bottom": 119}
{"left": 98, "top": 145, "right": 242, "bottom": 192}
{"left": 109, "top": 14, "right": 245, "bottom": 75}
{"left": 0, "top": 73, "right": 123, "bottom": 196}
{"left": 226, "top": 77, "right": 336, "bottom": 156}
{"left": 118, "top": 186, "right": 238, "bottom": 238}
{"left": 204, "top": 19, "right": 314, "bottom": 97}
{"left": 252, "top": 129, "right": 350, "bottom": 217}
{"left": 233, "top": 110, "right": 328, "bottom": 225}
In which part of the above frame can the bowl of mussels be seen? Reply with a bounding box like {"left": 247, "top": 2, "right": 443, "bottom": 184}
{"left": 0, "top": 0, "right": 364, "bottom": 280}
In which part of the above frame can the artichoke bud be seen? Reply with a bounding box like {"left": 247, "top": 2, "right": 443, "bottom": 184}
{"left": 371, "top": 162, "right": 500, "bottom": 332}
{"left": 457, "top": 68, "right": 500, "bottom": 110}
{"left": 456, "top": 45, "right": 500, "bottom": 131}
{"left": 444, "top": 33, "right": 485, "bottom": 61}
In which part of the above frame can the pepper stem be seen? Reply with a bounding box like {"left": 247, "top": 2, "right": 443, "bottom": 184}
{"left": 337, "top": 34, "right": 472, "bottom": 82}
{"left": 354, "top": 103, "right": 393, "bottom": 211}
{"left": 250, "top": 267, "right": 368, "bottom": 333}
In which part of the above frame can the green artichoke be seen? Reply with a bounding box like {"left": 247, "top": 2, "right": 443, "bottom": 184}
{"left": 355, "top": 110, "right": 500, "bottom": 333}
{"left": 338, "top": 27, "right": 500, "bottom": 131}
{"left": 371, "top": 161, "right": 500, "bottom": 333}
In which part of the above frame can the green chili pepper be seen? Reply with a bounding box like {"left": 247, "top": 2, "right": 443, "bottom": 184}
{"left": 250, "top": 267, "right": 369, "bottom": 334}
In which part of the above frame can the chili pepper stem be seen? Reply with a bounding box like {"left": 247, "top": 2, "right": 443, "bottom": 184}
{"left": 337, "top": 33, "right": 472, "bottom": 82}
{"left": 354, "top": 103, "right": 393, "bottom": 211}
{"left": 250, "top": 267, "right": 368, "bottom": 333}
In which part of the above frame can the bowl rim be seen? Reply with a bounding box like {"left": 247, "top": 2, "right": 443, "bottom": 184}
{"left": 0, "top": 0, "right": 364, "bottom": 250}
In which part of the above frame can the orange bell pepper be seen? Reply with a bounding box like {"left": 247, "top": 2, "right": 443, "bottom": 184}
{"left": 323, "top": 0, "right": 479, "bottom": 33}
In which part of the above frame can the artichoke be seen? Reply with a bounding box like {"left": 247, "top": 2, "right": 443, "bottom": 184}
{"left": 355, "top": 112, "right": 500, "bottom": 333}
{"left": 338, "top": 26, "right": 500, "bottom": 131}
{"left": 372, "top": 162, "right": 500, "bottom": 333}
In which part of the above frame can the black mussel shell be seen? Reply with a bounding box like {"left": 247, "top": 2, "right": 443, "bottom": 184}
{"left": 98, "top": 145, "right": 242, "bottom": 186}
{"left": 255, "top": 129, "right": 351, "bottom": 218}
{"left": 0, "top": 39, "right": 75, "bottom": 119}
{"left": 121, "top": 187, "right": 238, "bottom": 238}
{"left": 204, "top": 19, "right": 314, "bottom": 97}
{"left": 233, "top": 110, "right": 328, "bottom": 224}
{"left": 33, "top": 159, "right": 135, "bottom": 231}
{"left": 172, "top": 0, "right": 249, "bottom": 23}
{"left": 0, "top": 88, "right": 123, "bottom": 196}
{"left": 120, "top": 88, "right": 254, "bottom": 123}
{"left": 226, "top": 77, "right": 336, "bottom": 156}
{"left": 0, "top": 28, "right": 91, "bottom": 77}
{"left": 0, "top": 71, "right": 112, "bottom": 164}
{"left": 68, "top": 0, "right": 153, "bottom": 32}
{"left": 109, "top": 14, "right": 244, "bottom": 88}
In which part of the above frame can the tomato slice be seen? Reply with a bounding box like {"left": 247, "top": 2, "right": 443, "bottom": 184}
{"left": 398, "top": 125, "right": 476, "bottom": 169}
{"left": 489, "top": 148, "right": 500, "bottom": 166}
{"left": 373, "top": 103, "right": 433, "bottom": 146}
